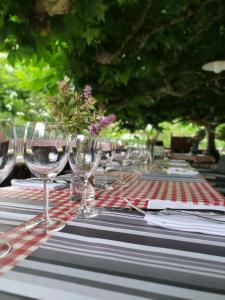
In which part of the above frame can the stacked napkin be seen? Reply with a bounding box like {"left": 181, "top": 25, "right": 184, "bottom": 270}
{"left": 144, "top": 212, "right": 225, "bottom": 236}
{"left": 147, "top": 199, "right": 225, "bottom": 211}
{"left": 139, "top": 172, "right": 204, "bottom": 182}
{"left": 169, "top": 159, "right": 186, "bottom": 163}
{"left": 11, "top": 179, "right": 68, "bottom": 190}
{"left": 145, "top": 199, "right": 225, "bottom": 236}
{"left": 166, "top": 167, "right": 199, "bottom": 176}
{"left": 167, "top": 161, "right": 189, "bottom": 168}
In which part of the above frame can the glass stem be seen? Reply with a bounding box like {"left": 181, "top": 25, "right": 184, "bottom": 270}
{"left": 103, "top": 166, "right": 108, "bottom": 188}
{"left": 81, "top": 177, "right": 88, "bottom": 217}
{"left": 119, "top": 163, "right": 123, "bottom": 185}
{"left": 43, "top": 179, "right": 50, "bottom": 224}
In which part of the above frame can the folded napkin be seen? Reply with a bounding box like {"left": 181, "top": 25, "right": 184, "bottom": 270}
{"left": 144, "top": 212, "right": 225, "bottom": 236}
{"left": 11, "top": 179, "right": 68, "bottom": 190}
{"left": 168, "top": 161, "right": 189, "bottom": 167}
{"left": 140, "top": 173, "right": 205, "bottom": 182}
{"left": 58, "top": 174, "right": 119, "bottom": 183}
{"left": 147, "top": 199, "right": 225, "bottom": 211}
{"left": 166, "top": 167, "right": 199, "bottom": 176}
{"left": 169, "top": 159, "right": 186, "bottom": 163}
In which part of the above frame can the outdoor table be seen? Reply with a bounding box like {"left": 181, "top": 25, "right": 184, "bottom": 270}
{"left": 0, "top": 172, "right": 225, "bottom": 299}
{"left": 170, "top": 153, "right": 215, "bottom": 163}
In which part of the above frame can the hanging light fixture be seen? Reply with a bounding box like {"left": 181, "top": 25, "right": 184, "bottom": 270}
{"left": 202, "top": 61, "right": 225, "bottom": 74}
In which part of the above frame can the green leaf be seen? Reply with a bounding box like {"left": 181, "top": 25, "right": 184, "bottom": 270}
{"left": 82, "top": 28, "right": 100, "bottom": 45}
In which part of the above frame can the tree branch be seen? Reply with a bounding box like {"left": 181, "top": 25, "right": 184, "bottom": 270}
{"left": 96, "top": 0, "right": 152, "bottom": 64}
{"left": 156, "top": 64, "right": 187, "bottom": 98}
{"left": 137, "top": 0, "right": 221, "bottom": 52}
{"left": 96, "top": 0, "right": 221, "bottom": 64}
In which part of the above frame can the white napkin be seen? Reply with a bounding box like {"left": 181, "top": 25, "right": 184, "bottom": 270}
{"left": 168, "top": 161, "right": 189, "bottom": 167}
{"left": 11, "top": 179, "right": 67, "bottom": 190}
{"left": 166, "top": 167, "right": 199, "bottom": 176}
{"left": 147, "top": 199, "right": 225, "bottom": 211}
{"left": 144, "top": 212, "right": 225, "bottom": 236}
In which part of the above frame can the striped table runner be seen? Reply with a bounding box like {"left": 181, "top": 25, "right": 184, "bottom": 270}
{"left": 0, "top": 171, "right": 224, "bottom": 299}
{"left": 0, "top": 210, "right": 225, "bottom": 299}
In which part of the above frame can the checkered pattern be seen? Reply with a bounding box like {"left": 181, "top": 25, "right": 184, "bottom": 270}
{"left": 0, "top": 172, "right": 225, "bottom": 276}
{"left": 96, "top": 173, "right": 225, "bottom": 208}
{"left": 0, "top": 197, "right": 76, "bottom": 276}
{"left": 0, "top": 186, "right": 70, "bottom": 204}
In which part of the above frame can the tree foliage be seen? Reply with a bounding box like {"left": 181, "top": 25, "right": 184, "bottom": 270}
{"left": 0, "top": 0, "right": 225, "bottom": 132}
{"left": 0, "top": 53, "right": 57, "bottom": 122}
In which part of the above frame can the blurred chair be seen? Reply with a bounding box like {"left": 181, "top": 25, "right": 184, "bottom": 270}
{"left": 170, "top": 136, "right": 193, "bottom": 153}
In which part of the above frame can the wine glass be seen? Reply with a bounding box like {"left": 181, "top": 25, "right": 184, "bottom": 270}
{"left": 99, "top": 141, "right": 114, "bottom": 190}
{"left": 125, "top": 146, "right": 140, "bottom": 172}
{"left": 23, "top": 122, "right": 68, "bottom": 232}
{"left": 0, "top": 119, "right": 17, "bottom": 257}
{"left": 153, "top": 145, "right": 165, "bottom": 172}
{"left": 135, "top": 145, "right": 149, "bottom": 172}
{"left": 113, "top": 140, "right": 129, "bottom": 185}
{"left": 69, "top": 134, "right": 102, "bottom": 218}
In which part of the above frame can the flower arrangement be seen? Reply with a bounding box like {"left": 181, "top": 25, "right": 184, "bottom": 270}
{"left": 48, "top": 77, "right": 115, "bottom": 135}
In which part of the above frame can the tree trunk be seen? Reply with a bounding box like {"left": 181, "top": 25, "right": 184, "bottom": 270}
{"left": 205, "top": 124, "right": 216, "bottom": 155}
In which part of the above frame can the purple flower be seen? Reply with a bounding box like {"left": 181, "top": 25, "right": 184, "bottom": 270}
{"left": 89, "top": 114, "right": 116, "bottom": 135}
{"left": 99, "top": 116, "right": 111, "bottom": 128}
{"left": 83, "top": 85, "right": 92, "bottom": 99}
{"left": 89, "top": 123, "right": 101, "bottom": 135}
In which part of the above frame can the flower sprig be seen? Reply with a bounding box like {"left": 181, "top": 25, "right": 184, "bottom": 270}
{"left": 89, "top": 114, "right": 116, "bottom": 135}
{"left": 48, "top": 77, "right": 115, "bottom": 135}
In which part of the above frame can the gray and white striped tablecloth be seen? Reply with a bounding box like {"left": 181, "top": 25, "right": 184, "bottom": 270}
{"left": 0, "top": 209, "right": 225, "bottom": 300}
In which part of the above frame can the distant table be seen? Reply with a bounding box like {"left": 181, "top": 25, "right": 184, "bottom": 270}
{"left": 170, "top": 153, "right": 215, "bottom": 163}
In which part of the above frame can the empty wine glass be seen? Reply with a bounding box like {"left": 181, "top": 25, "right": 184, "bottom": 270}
{"left": 125, "top": 146, "right": 139, "bottom": 172}
{"left": 23, "top": 122, "right": 68, "bottom": 232}
{"left": 69, "top": 134, "right": 102, "bottom": 218}
{"left": 113, "top": 140, "right": 129, "bottom": 186}
{"left": 0, "top": 119, "right": 17, "bottom": 257}
{"left": 153, "top": 145, "right": 165, "bottom": 172}
{"left": 99, "top": 141, "right": 114, "bottom": 190}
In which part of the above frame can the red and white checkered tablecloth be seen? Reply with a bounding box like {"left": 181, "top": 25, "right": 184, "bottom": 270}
{"left": 0, "top": 198, "right": 74, "bottom": 275}
{"left": 0, "top": 172, "right": 225, "bottom": 276}
{"left": 96, "top": 173, "right": 225, "bottom": 208}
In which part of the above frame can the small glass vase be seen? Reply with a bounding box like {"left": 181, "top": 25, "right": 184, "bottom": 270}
{"left": 69, "top": 134, "right": 102, "bottom": 218}
{"left": 69, "top": 172, "right": 98, "bottom": 218}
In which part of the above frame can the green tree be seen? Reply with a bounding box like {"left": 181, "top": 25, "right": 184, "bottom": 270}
{"left": 0, "top": 53, "right": 58, "bottom": 122}
{"left": 0, "top": 0, "right": 225, "bottom": 154}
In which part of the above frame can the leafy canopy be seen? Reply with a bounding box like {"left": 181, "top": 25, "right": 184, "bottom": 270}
{"left": 0, "top": 0, "right": 225, "bottom": 130}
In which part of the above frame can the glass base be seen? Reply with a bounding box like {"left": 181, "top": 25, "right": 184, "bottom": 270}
{"left": 70, "top": 207, "right": 100, "bottom": 219}
{"left": 95, "top": 183, "right": 114, "bottom": 191}
{"left": 120, "top": 182, "right": 130, "bottom": 187}
{"left": 0, "top": 240, "right": 11, "bottom": 258}
{"left": 86, "top": 207, "right": 100, "bottom": 218}
{"left": 105, "top": 186, "right": 114, "bottom": 191}
{"left": 100, "top": 184, "right": 114, "bottom": 191}
{"left": 26, "top": 216, "right": 65, "bottom": 233}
